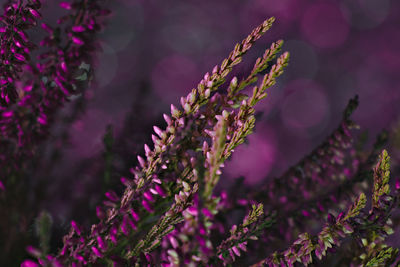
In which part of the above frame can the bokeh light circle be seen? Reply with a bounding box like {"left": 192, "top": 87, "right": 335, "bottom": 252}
{"left": 95, "top": 42, "right": 118, "bottom": 88}
{"left": 284, "top": 40, "right": 319, "bottom": 79}
{"left": 224, "top": 128, "right": 276, "bottom": 185}
{"left": 281, "top": 79, "right": 329, "bottom": 130}
{"left": 151, "top": 54, "right": 199, "bottom": 105}
{"left": 301, "top": 3, "right": 349, "bottom": 48}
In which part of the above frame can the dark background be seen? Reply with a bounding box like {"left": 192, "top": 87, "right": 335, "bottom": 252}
{"left": 9, "top": 0, "right": 400, "bottom": 260}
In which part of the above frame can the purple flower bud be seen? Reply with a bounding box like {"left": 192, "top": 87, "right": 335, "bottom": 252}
{"left": 110, "top": 226, "right": 118, "bottom": 245}
{"left": 75, "top": 254, "right": 85, "bottom": 262}
{"left": 337, "top": 212, "right": 345, "bottom": 221}
{"left": 121, "top": 219, "right": 129, "bottom": 236}
{"left": 28, "top": 8, "right": 41, "bottom": 18}
{"left": 47, "top": 257, "right": 62, "bottom": 267}
{"left": 41, "top": 23, "right": 53, "bottom": 33}
{"left": 126, "top": 216, "right": 136, "bottom": 230}
{"left": 232, "top": 246, "right": 241, "bottom": 257}
{"left": 15, "top": 53, "right": 26, "bottom": 62}
{"left": 202, "top": 208, "right": 213, "bottom": 218}
{"left": 142, "top": 200, "right": 154, "bottom": 213}
{"left": 96, "top": 206, "right": 105, "bottom": 220}
{"left": 120, "top": 176, "right": 130, "bottom": 186}
{"left": 229, "top": 249, "right": 235, "bottom": 261}
{"left": 144, "top": 144, "right": 151, "bottom": 156}
{"left": 170, "top": 104, "right": 179, "bottom": 117}
{"left": 301, "top": 210, "right": 310, "bottom": 217}
{"left": 137, "top": 155, "right": 146, "bottom": 168}
{"left": 72, "top": 36, "right": 84, "bottom": 46}
{"left": 169, "top": 236, "right": 179, "bottom": 249}
{"left": 23, "top": 84, "right": 33, "bottom": 92}
{"left": 155, "top": 184, "right": 166, "bottom": 197}
{"left": 17, "top": 30, "right": 28, "bottom": 42}
{"left": 0, "top": 180, "right": 5, "bottom": 191}
{"left": 72, "top": 25, "right": 85, "bottom": 32}
{"left": 342, "top": 222, "right": 354, "bottom": 234}
{"left": 26, "top": 246, "right": 41, "bottom": 258}
{"left": 105, "top": 191, "right": 119, "bottom": 202}
{"left": 186, "top": 206, "right": 198, "bottom": 216}
{"left": 163, "top": 114, "right": 172, "bottom": 125}
{"left": 38, "top": 115, "right": 47, "bottom": 125}
{"left": 21, "top": 260, "right": 39, "bottom": 267}
{"left": 152, "top": 175, "right": 161, "bottom": 184}
{"left": 97, "top": 235, "right": 107, "bottom": 251}
{"left": 151, "top": 134, "right": 159, "bottom": 145}
{"left": 238, "top": 242, "right": 247, "bottom": 252}
{"left": 130, "top": 208, "right": 140, "bottom": 221}
{"left": 153, "top": 126, "right": 163, "bottom": 138}
{"left": 60, "top": 61, "right": 68, "bottom": 73}
{"left": 315, "top": 246, "right": 323, "bottom": 260}
{"left": 150, "top": 188, "right": 158, "bottom": 195}
{"left": 91, "top": 246, "right": 102, "bottom": 258}
{"left": 143, "top": 191, "right": 154, "bottom": 202}
{"left": 71, "top": 220, "right": 81, "bottom": 235}
{"left": 59, "top": 2, "right": 72, "bottom": 9}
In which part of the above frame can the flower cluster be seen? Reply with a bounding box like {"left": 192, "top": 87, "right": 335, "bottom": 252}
{"left": 25, "top": 17, "right": 289, "bottom": 266}
{"left": 252, "top": 150, "right": 400, "bottom": 267}
{"left": 0, "top": 0, "right": 41, "bottom": 106}
{"left": 0, "top": 0, "right": 109, "bottom": 189}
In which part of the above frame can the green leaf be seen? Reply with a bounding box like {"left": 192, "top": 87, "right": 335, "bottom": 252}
{"left": 35, "top": 211, "right": 53, "bottom": 254}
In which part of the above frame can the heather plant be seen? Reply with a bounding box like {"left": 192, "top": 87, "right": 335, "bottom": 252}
{"left": 0, "top": 0, "right": 109, "bottom": 263}
{"left": 0, "top": 0, "right": 109, "bottom": 186}
{"left": 0, "top": 1, "right": 399, "bottom": 267}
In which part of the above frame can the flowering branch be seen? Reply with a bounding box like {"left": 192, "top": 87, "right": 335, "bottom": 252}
{"left": 251, "top": 149, "right": 400, "bottom": 267}
{"left": 216, "top": 204, "right": 276, "bottom": 265}
{"left": 21, "top": 16, "right": 290, "bottom": 266}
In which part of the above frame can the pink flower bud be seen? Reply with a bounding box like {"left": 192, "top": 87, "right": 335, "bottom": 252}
{"left": 71, "top": 220, "right": 81, "bottom": 235}
{"left": 105, "top": 191, "right": 119, "bottom": 202}
{"left": 72, "top": 25, "right": 85, "bottom": 32}
{"left": 59, "top": 2, "right": 72, "bottom": 9}
{"left": 142, "top": 200, "right": 153, "bottom": 213}
{"left": 91, "top": 246, "right": 102, "bottom": 258}
{"left": 130, "top": 208, "right": 140, "bottom": 221}
{"left": 28, "top": 8, "right": 41, "bottom": 18}
{"left": 72, "top": 36, "right": 84, "bottom": 46}
{"left": 21, "top": 260, "right": 39, "bottom": 267}
{"left": 143, "top": 191, "right": 154, "bottom": 202}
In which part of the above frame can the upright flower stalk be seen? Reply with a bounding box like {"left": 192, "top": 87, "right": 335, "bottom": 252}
{"left": 23, "top": 17, "right": 290, "bottom": 266}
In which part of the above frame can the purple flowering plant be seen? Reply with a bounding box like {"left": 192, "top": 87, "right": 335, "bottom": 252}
{"left": 0, "top": 1, "right": 399, "bottom": 266}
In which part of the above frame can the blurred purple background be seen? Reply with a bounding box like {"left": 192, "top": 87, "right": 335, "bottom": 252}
{"left": 35, "top": 0, "right": 400, "bottom": 225}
